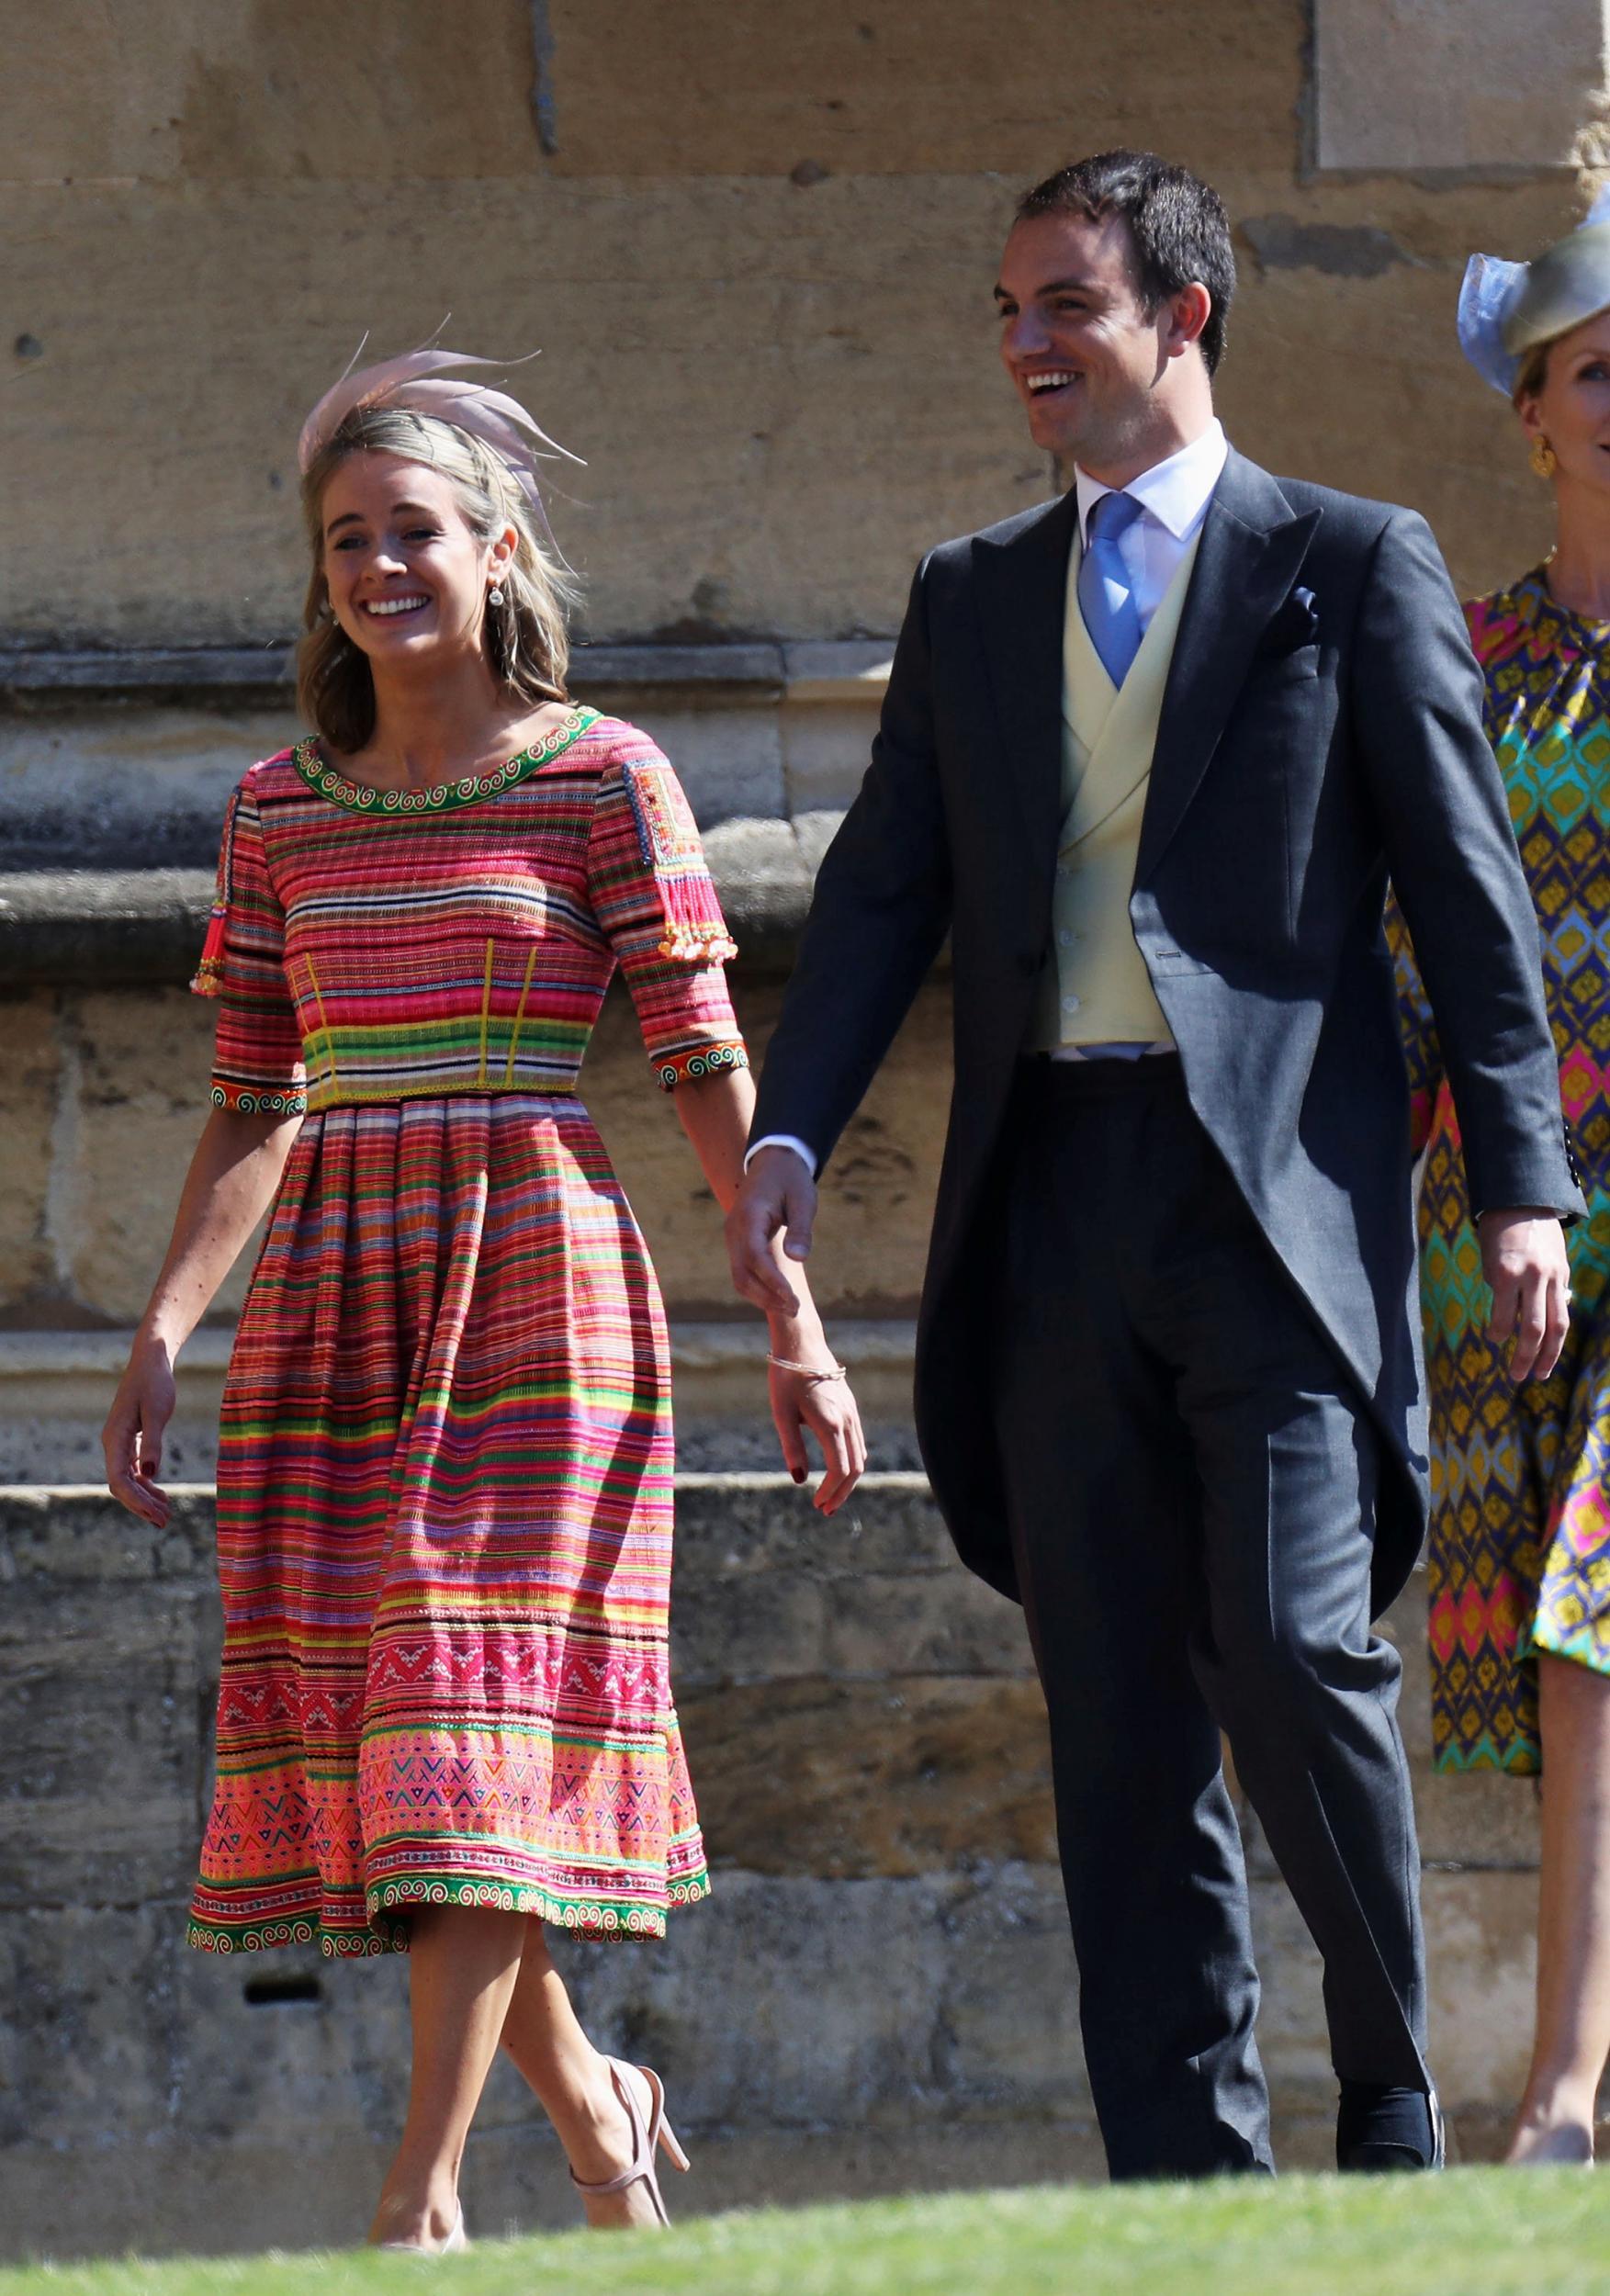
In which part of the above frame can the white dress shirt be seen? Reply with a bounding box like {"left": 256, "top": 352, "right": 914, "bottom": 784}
{"left": 1073, "top": 417, "right": 1227, "bottom": 633}
{"left": 749, "top": 422, "right": 1231, "bottom": 1177}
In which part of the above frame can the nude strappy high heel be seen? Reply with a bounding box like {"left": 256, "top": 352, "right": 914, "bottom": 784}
{"left": 377, "top": 2200, "right": 467, "bottom": 2255}
{"left": 569, "top": 2057, "right": 691, "bottom": 2228}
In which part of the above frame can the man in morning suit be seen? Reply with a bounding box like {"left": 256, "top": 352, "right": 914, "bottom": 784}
{"left": 726, "top": 152, "right": 1583, "bottom": 2178}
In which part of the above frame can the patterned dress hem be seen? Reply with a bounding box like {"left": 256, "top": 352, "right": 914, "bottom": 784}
{"left": 186, "top": 1869, "right": 712, "bottom": 1957}
{"left": 1432, "top": 1737, "right": 1541, "bottom": 1777}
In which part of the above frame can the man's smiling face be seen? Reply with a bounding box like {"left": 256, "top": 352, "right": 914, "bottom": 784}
{"left": 996, "top": 208, "right": 1177, "bottom": 473}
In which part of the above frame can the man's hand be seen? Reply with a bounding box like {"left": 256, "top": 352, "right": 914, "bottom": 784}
{"left": 1479, "top": 1209, "right": 1571, "bottom": 1382}
{"left": 726, "top": 1145, "right": 818, "bottom": 1315}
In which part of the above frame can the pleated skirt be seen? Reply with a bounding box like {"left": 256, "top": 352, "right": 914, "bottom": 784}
{"left": 188, "top": 1092, "right": 709, "bottom": 1955}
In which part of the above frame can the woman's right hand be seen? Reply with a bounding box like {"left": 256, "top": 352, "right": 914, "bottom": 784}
{"left": 102, "top": 1335, "right": 178, "bottom": 1528}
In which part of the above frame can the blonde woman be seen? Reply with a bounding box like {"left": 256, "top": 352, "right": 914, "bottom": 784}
{"left": 102, "top": 353, "right": 864, "bottom": 2245}
{"left": 1394, "top": 197, "right": 1610, "bottom": 2163}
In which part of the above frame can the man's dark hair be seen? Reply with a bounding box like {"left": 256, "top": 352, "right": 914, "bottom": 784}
{"left": 1015, "top": 151, "right": 1235, "bottom": 377}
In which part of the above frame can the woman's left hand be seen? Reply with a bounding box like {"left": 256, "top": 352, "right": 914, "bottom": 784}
{"left": 769, "top": 1362, "right": 867, "bottom": 1515}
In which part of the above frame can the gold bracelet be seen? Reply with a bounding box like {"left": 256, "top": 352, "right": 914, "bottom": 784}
{"left": 767, "top": 1353, "right": 849, "bottom": 1384}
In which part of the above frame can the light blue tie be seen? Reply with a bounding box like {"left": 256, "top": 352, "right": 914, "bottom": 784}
{"left": 1077, "top": 490, "right": 1144, "bottom": 688}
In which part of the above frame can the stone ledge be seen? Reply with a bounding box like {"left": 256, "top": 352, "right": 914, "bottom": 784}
{"left": 0, "top": 813, "right": 842, "bottom": 983}
{"left": 0, "top": 1321, "right": 926, "bottom": 1484}
{"left": 0, "top": 638, "right": 894, "bottom": 711}
{"left": 0, "top": 1321, "right": 918, "bottom": 1383}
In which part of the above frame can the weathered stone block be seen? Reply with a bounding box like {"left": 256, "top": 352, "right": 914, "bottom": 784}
{"left": 172, "top": 1941, "right": 413, "bottom": 2146}
{"left": 586, "top": 974, "right": 948, "bottom": 1318}
{"left": 1314, "top": 0, "right": 1605, "bottom": 173}
{"left": 0, "top": 1334, "right": 231, "bottom": 1487}
{"left": 53, "top": 990, "right": 262, "bottom": 1326}
{"left": 0, "top": 1906, "right": 186, "bottom": 2149}
{"left": 1, "top": 176, "right": 1042, "bottom": 649}
{"left": 933, "top": 1863, "right": 1086, "bottom": 2111}
{"left": 546, "top": 0, "right": 1303, "bottom": 179}
{"left": 685, "top": 1674, "right": 1055, "bottom": 1877}
{"left": 673, "top": 1548, "right": 835, "bottom": 1687}
{"left": 0, "top": 968, "right": 931, "bottom": 1340}
{"left": 1248, "top": 1873, "right": 1334, "bottom": 2104}
{"left": 561, "top": 1871, "right": 958, "bottom": 2131}
{"left": 821, "top": 1565, "right": 1031, "bottom": 1682}
{"left": 782, "top": 694, "right": 892, "bottom": 815}
{"left": 0, "top": 1489, "right": 215, "bottom": 1907}
{"left": 0, "top": 709, "right": 294, "bottom": 871}
{"left": 1424, "top": 1867, "right": 1539, "bottom": 2108}
{"left": 0, "top": 993, "right": 59, "bottom": 1312}
{"left": 625, "top": 701, "right": 787, "bottom": 827}
{"left": 1, "top": 2, "right": 540, "bottom": 186}
{"left": 670, "top": 1469, "right": 1026, "bottom": 1686}
{"left": 672, "top": 1469, "right": 955, "bottom": 1585}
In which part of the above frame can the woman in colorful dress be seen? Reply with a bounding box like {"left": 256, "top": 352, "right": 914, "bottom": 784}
{"left": 101, "top": 352, "right": 864, "bottom": 2245}
{"left": 1394, "top": 199, "right": 1610, "bottom": 2164}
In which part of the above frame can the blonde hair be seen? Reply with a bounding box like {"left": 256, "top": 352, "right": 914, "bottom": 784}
{"left": 297, "top": 404, "right": 578, "bottom": 754}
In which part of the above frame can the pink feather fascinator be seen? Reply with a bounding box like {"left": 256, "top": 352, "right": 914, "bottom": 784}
{"left": 297, "top": 347, "right": 582, "bottom": 550}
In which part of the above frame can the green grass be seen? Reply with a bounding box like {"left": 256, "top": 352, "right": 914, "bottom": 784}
{"left": 5, "top": 2175, "right": 1610, "bottom": 2296}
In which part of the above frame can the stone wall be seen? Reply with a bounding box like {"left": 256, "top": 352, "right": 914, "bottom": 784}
{"left": 0, "top": 0, "right": 1597, "bottom": 653}
{"left": 0, "top": 1480, "right": 1551, "bottom": 2263}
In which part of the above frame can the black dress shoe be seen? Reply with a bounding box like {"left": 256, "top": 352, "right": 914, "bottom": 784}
{"left": 1336, "top": 2080, "right": 1445, "bottom": 2171}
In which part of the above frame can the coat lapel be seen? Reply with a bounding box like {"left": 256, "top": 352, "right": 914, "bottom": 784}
{"left": 971, "top": 487, "right": 1081, "bottom": 876}
{"left": 1136, "top": 449, "right": 1321, "bottom": 884}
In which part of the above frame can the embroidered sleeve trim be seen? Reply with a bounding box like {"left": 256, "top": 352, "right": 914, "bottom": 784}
{"left": 654, "top": 1041, "right": 749, "bottom": 1092}
{"left": 210, "top": 1083, "right": 308, "bottom": 1117}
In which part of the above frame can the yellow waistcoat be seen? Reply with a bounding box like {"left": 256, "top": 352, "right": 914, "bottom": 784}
{"left": 1025, "top": 526, "right": 1203, "bottom": 1051}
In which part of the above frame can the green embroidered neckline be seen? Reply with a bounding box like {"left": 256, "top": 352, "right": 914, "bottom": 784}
{"left": 294, "top": 704, "right": 599, "bottom": 816}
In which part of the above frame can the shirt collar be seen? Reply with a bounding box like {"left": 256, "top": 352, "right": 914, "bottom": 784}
{"left": 1074, "top": 418, "right": 1229, "bottom": 546}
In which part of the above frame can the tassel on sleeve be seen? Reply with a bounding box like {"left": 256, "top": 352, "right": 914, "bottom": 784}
{"left": 656, "top": 881, "right": 739, "bottom": 966}
{"left": 190, "top": 902, "right": 229, "bottom": 997}
{"left": 623, "top": 761, "right": 738, "bottom": 964}
{"left": 190, "top": 788, "right": 242, "bottom": 998}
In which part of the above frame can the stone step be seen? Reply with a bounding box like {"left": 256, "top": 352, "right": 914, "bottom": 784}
{"left": 0, "top": 810, "right": 840, "bottom": 983}
{"left": 0, "top": 639, "right": 893, "bottom": 902}
{"left": 0, "top": 1323, "right": 926, "bottom": 1482}
{"left": 0, "top": 1473, "right": 1548, "bottom": 2261}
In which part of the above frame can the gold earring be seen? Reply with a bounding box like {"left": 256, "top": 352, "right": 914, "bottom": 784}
{"left": 1531, "top": 434, "right": 1558, "bottom": 479}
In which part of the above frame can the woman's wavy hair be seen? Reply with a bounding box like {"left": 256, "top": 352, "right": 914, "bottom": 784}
{"left": 297, "top": 404, "right": 579, "bottom": 753}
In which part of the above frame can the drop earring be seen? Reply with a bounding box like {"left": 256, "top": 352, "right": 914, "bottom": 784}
{"left": 1531, "top": 434, "right": 1558, "bottom": 479}
{"left": 489, "top": 585, "right": 505, "bottom": 607}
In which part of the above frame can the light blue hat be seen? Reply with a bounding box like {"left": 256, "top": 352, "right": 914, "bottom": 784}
{"left": 1458, "top": 186, "right": 1610, "bottom": 395}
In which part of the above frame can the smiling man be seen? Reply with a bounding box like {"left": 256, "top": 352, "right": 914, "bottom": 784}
{"left": 726, "top": 152, "right": 1583, "bottom": 2178}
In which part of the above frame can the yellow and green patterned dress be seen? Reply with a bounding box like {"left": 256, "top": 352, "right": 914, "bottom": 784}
{"left": 1394, "top": 568, "right": 1610, "bottom": 1771}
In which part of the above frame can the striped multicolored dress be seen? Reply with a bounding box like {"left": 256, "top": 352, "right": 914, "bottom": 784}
{"left": 1393, "top": 569, "right": 1610, "bottom": 1773}
{"left": 187, "top": 705, "right": 747, "bottom": 1953}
